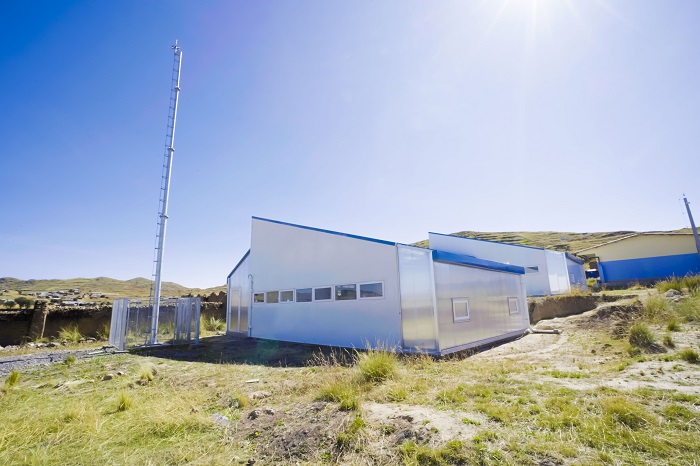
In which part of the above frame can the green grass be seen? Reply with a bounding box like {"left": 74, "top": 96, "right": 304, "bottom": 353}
{"left": 58, "top": 324, "right": 83, "bottom": 343}
{"left": 64, "top": 355, "right": 76, "bottom": 366}
{"left": 202, "top": 316, "right": 225, "bottom": 333}
{"left": 3, "top": 370, "right": 20, "bottom": 391}
{"left": 667, "top": 319, "right": 682, "bottom": 332}
{"left": 629, "top": 323, "right": 656, "bottom": 349}
{"left": 662, "top": 334, "right": 675, "bottom": 348}
{"left": 1, "top": 318, "right": 699, "bottom": 465}
{"left": 679, "top": 348, "right": 699, "bottom": 364}
{"left": 356, "top": 346, "right": 398, "bottom": 382}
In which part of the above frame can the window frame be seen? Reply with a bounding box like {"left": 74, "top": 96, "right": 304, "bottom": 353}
{"left": 334, "top": 284, "right": 357, "bottom": 301}
{"left": 266, "top": 291, "right": 279, "bottom": 304}
{"left": 279, "top": 290, "right": 294, "bottom": 303}
{"left": 508, "top": 297, "right": 520, "bottom": 315}
{"left": 358, "top": 281, "right": 385, "bottom": 300}
{"left": 313, "top": 286, "right": 333, "bottom": 302}
{"left": 295, "top": 288, "right": 312, "bottom": 303}
{"left": 452, "top": 298, "right": 470, "bottom": 322}
{"left": 253, "top": 292, "right": 265, "bottom": 304}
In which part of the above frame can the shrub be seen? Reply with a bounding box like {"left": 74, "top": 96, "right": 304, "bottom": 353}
{"left": 58, "top": 324, "right": 83, "bottom": 344}
{"left": 317, "top": 379, "right": 360, "bottom": 411}
{"left": 662, "top": 334, "right": 675, "bottom": 348}
{"left": 116, "top": 392, "right": 132, "bottom": 412}
{"left": 629, "top": 323, "right": 656, "bottom": 349}
{"left": 679, "top": 349, "right": 699, "bottom": 364}
{"left": 681, "top": 275, "right": 700, "bottom": 292}
{"left": 97, "top": 323, "right": 110, "bottom": 340}
{"left": 203, "top": 316, "right": 225, "bottom": 332}
{"left": 667, "top": 320, "right": 681, "bottom": 332}
{"left": 643, "top": 296, "right": 670, "bottom": 321}
{"left": 356, "top": 347, "right": 398, "bottom": 383}
{"left": 4, "top": 370, "right": 20, "bottom": 389}
{"left": 657, "top": 278, "right": 683, "bottom": 293}
{"left": 138, "top": 363, "right": 157, "bottom": 384}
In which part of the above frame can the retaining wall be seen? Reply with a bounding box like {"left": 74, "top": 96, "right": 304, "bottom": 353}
{"left": 0, "top": 302, "right": 225, "bottom": 346}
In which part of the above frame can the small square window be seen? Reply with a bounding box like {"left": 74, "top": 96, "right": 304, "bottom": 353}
{"left": 253, "top": 293, "right": 265, "bottom": 303}
{"left": 280, "top": 290, "right": 294, "bottom": 302}
{"left": 452, "top": 298, "right": 470, "bottom": 322}
{"left": 359, "top": 282, "right": 383, "bottom": 298}
{"left": 296, "top": 288, "right": 312, "bottom": 302}
{"left": 266, "top": 291, "right": 279, "bottom": 304}
{"left": 335, "top": 284, "right": 357, "bottom": 300}
{"left": 314, "top": 287, "right": 332, "bottom": 301}
{"left": 508, "top": 297, "right": 519, "bottom": 315}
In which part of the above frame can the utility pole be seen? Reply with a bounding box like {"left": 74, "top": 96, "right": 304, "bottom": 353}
{"left": 683, "top": 194, "right": 700, "bottom": 258}
{"left": 149, "top": 42, "right": 183, "bottom": 345}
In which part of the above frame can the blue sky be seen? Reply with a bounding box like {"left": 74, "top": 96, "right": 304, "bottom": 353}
{"left": 1, "top": 1, "right": 699, "bottom": 288}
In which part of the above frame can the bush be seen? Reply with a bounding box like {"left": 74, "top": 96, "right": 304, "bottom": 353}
{"left": 657, "top": 278, "right": 683, "bottom": 293}
{"left": 662, "top": 334, "right": 675, "bottom": 348}
{"left": 356, "top": 347, "right": 398, "bottom": 383}
{"left": 667, "top": 320, "right": 681, "bottom": 332}
{"left": 58, "top": 324, "right": 83, "bottom": 343}
{"left": 629, "top": 323, "right": 656, "bottom": 349}
{"left": 203, "top": 316, "right": 225, "bottom": 332}
{"left": 4, "top": 370, "right": 20, "bottom": 389}
{"left": 679, "top": 349, "right": 699, "bottom": 364}
{"left": 317, "top": 379, "right": 360, "bottom": 411}
{"left": 116, "top": 392, "right": 132, "bottom": 412}
{"left": 644, "top": 296, "right": 670, "bottom": 321}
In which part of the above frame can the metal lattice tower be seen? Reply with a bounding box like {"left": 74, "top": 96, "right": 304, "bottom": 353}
{"left": 149, "top": 42, "right": 183, "bottom": 345}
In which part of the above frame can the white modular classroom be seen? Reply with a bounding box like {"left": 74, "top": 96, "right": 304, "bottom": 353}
{"left": 226, "top": 217, "right": 530, "bottom": 355}
{"left": 428, "top": 233, "right": 587, "bottom": 297}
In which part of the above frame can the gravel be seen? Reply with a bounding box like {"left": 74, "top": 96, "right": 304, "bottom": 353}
{"left": 0, "top": 347, "right": 117, "bottom": 376}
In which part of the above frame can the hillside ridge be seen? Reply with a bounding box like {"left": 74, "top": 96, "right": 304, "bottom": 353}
{"left": 0, "top": 276, "right": 226, "bottom": 298}
{"left": 412, "top": 228, "right": 693, "bottom": 252}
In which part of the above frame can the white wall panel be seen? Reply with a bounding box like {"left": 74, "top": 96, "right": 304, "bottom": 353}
{"left": 248, "top": 218, "right": 402, "bottom": 349}
{"left": 429, "top": 233, "right": 552, "bottom": 296}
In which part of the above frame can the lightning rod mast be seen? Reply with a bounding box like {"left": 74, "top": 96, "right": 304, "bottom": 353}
{"left": 149, "top": 41, "right": 183, "bottom": 345}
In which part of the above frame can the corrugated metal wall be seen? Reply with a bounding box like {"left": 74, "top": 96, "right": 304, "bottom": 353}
{"left": 433, "top": 262, "right": 529, "bottom": 353}
{"left": 227, "top": 255, "right": 250, "bottom": 334}
{"left": 397, "top": 245, "right": 438, "bottom": 353}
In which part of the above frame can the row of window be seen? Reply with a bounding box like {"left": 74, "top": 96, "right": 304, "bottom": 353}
{"left": 451, "top": 297, "right": 520, "bottom": 323}
{"left": 254, "top": 282, "right": 384, "bottom": 304}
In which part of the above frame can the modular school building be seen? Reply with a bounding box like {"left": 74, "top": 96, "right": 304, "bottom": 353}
{"left": 576, "top": 233, "right": 700, "bottom": 286}
{"left": 428, "top": 232, "right": 587, "bottom": 296}
{"left": 227, "top": 217, "right": 530, "bottom": 355}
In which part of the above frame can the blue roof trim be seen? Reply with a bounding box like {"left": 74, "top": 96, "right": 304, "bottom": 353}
{"left": 565, "top": 252, "right": 585, "bottom": 265}
{"left": 432, "top": 250, "right": 525, "bottom": 274}
{"left": 253, "top": 216, "right": 396, "bottom": 246}
{"left": 227, "top": 249, "right": 250, "bottom": 279}
{"left": 429, "top": 231, "right": 545, "bottom": 251}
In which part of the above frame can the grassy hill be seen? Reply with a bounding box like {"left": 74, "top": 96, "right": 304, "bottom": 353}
{"left": 0, "top": 277, "right": 226, "bottom": 298}
{"left": 412, "top": 228, "right": 693, "bottom": 252}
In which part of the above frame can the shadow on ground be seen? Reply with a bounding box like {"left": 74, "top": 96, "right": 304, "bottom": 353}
{"left": 133, "top": 333, "right": 525, "bottom": 367}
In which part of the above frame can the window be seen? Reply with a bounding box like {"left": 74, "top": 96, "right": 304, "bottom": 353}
{"left": 335, "top": 284, "right": 357, "bottom": 300}
{"left": 314, "top": 287, "right": 332, "bottom": 301}
{"left": 266, "top": 291, "right": 279, "bottom": 304}
{"left": 508, "top": 297, "right": 519, "bottom": 315}
{"left": 452, "top": 298, "right": 470, "bottom": 322}
{"left": 359, "top": 282, "right": 383, "bottom": 298}
{"left": 280, "top": 290, "right": 294, "bottom": 302}
{"left": 253, "top": 293, "right": 265, "bottom": 303}
{"left": 296, "top": 288, "right": 312, "bottom": 302}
